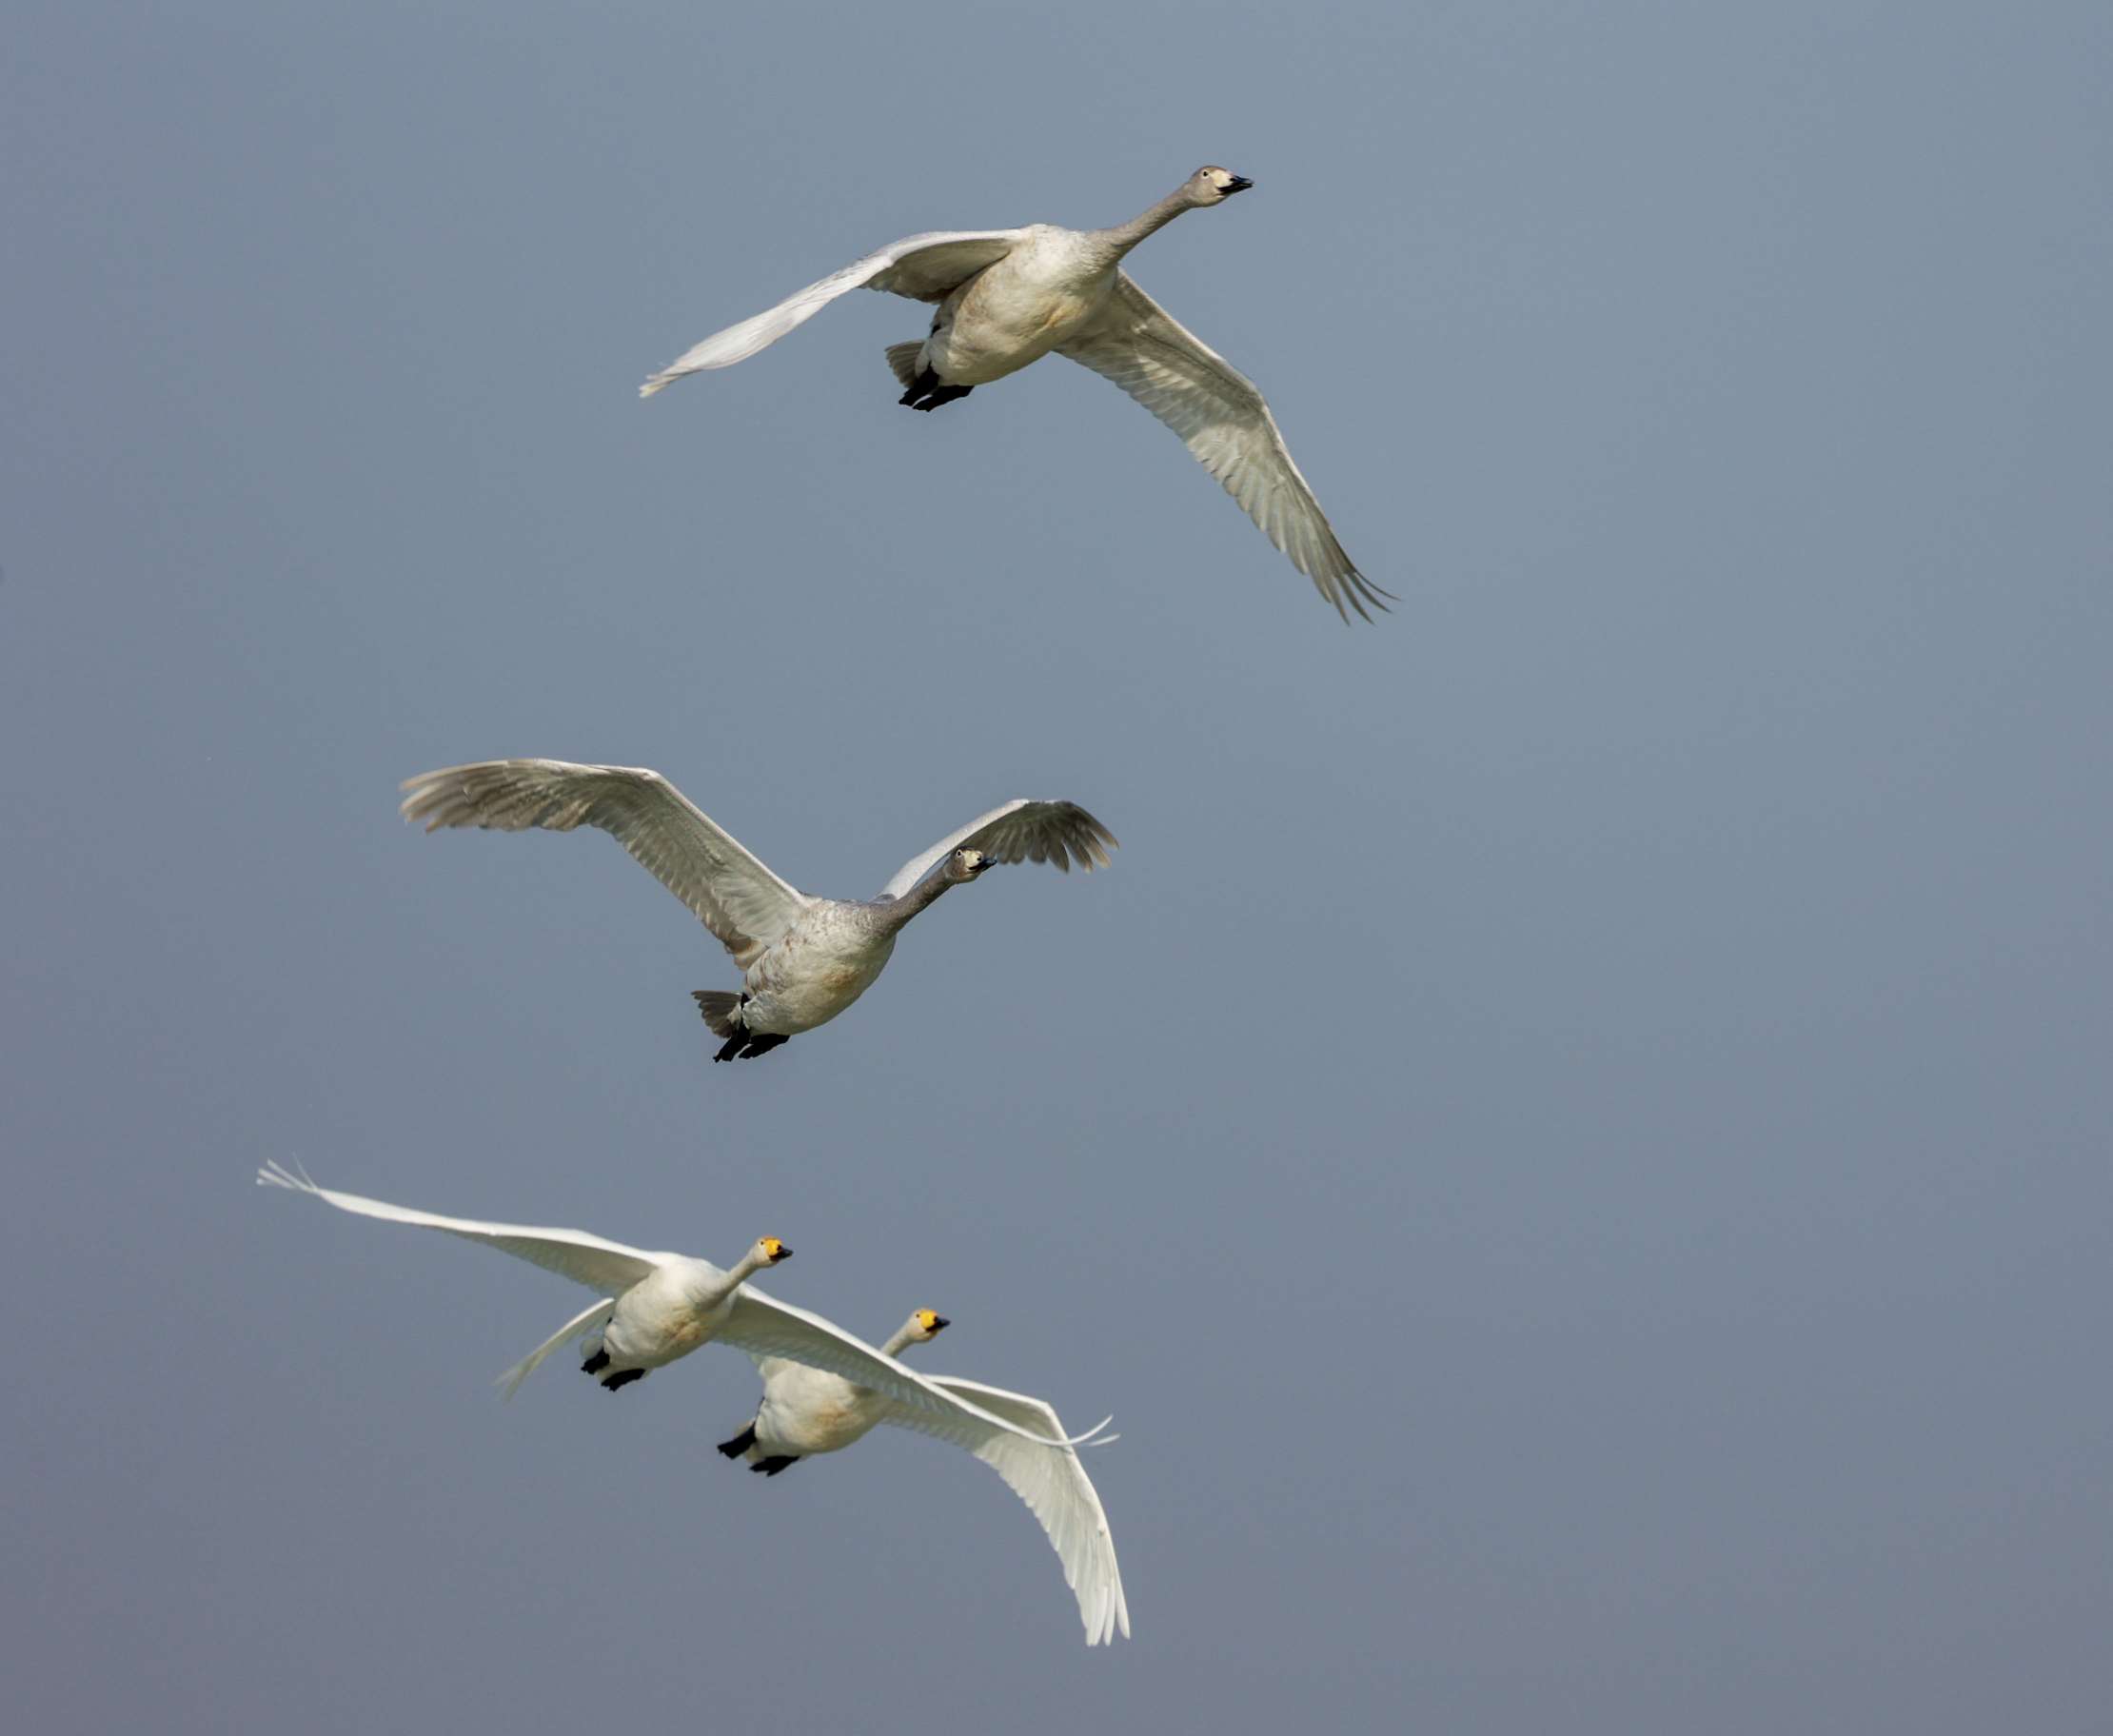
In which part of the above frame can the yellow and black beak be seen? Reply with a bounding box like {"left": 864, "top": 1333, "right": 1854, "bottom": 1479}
{"left": 1225, "top": 174, "right": 1254, "bottom": 194}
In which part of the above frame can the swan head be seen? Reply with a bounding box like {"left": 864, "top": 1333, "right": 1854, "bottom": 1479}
{"left": 944, "top": 846, "right": 996, "bottom": 883}
{"left": 750, "top": 1236, "right": 793, "bottom": 1267}
{"left": 904, "top": 1309, "right": 951, "bottom": 1345}
{"left": 1190, "top": 166, "right": 1254, "bottom": 207}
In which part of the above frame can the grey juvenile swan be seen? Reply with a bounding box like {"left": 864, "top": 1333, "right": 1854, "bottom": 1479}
{"left": 719, "top": 1308, "right": 1131, "bottom": 1646}
{"left": 641, "top": 166, "right": 1388, "bottom": 621}
{"left": 400, "top": 760, "right": 1116, "bottom": 1062}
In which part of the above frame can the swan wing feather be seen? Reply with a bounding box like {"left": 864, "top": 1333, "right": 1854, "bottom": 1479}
{"left": 1058, "top": 271, "right": 1390, "bottom": 621}
{"left": 640, "top": 229, "right": 1031, "bottom": 393}
{"left": 257, "top": 1161, "right": 662, "bottom": 1294}
{"left": 877, "top": 800, "right": 1118, "bottom": 901}
{"left": 884, "top": 1372, "right": 1131, "bottom": 1646}
{"left": 400, "top": 760, "right": 810, "bottom": 969}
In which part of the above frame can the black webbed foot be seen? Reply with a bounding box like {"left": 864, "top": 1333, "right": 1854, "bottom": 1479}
{"left": 751, "top": 1456, "right": 801, "bottom": 1476}
{"left": 601, "top": 1368, "right": 646, "bottom": 1392}
{"left": 899, "top": 367, "right": 974, "bottom": 412}
{"left": 581, "top": 1347, "right": 610, "bottom": 1375}
{"left": 717, "top": 1424, "right": 758, "bottom": 1460}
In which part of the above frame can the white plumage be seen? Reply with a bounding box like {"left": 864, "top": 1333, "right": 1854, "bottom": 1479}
{"left": 721, "top": 1310, "right": 1131, "bottom": 1646}
{"left": 255, "top": 1162, "right": 1096, "bottom": 1454}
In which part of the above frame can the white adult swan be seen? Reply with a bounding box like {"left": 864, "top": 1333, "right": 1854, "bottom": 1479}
{"left": 256, "top": 1164, "right": 1106, "bottom": 1467}
{"left": 400, "top": 760, "right": 1116, "bottom": 1062}
{"left": 719, "top": 1309, "right": 1131, "bottom": 1646}
{"left": 640, "top": 166, "right": 1388, "bottom": 622}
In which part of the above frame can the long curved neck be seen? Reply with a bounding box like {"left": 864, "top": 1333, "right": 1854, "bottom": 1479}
{"left": 877, "top": 868, "right": 954, "bottom": 934}
{"left": 726, "top": 1249, "right": 772, "bottom": 1285}
{"left": 1093, "top": 186, "right": 1197, "bottom": 263}
{"left": 879, "top": 1324, "right": 922, "bottom": 1357}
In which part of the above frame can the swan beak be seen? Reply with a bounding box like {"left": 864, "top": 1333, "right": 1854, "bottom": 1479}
{"left": 1225, "top": 175, "right": 1254, "bottom": 194}
{"left": 932, "top": 1316, "right": 951, "bottom": 1332}
{"left": 772, "top": 1246, "right": 793, "bottom": 1263}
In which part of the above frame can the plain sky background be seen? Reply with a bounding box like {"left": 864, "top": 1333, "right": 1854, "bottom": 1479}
{"left": 4, "top": 2, "right": 2110, "bottom": 1730}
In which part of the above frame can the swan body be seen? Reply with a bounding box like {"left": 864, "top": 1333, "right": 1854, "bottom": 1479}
{"left": 720, "top": 1310, "right": 1131, "bottom": 1646}
{"left": 732, "top": 896, "right": 899, "bottom": 1037}
{"left": 254, "top": 1163, "right": 1101, "bottom": 1459}
{"left": 729, "top": 1310, "right": 952, "bottom": 1465}
{"left": 923, "top": 226, "right": 1116, "bottom": 385}
{"left": 641, "top": 167, "right": 1388, "bottom": 620}
{"left": 398, "top": 760, "right": 1116, "bottom": 1062}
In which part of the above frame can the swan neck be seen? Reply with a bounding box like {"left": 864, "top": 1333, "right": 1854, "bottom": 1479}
{"left": 1098, "top": 187, "right": 1195, "bottom": 260}
{"left": 726, "top": 1250, "right": 769, "bottom": 1286}
{"left": 880, "top": 869, "right": 953, "bottom": 930}
{"left": 879, "top": 1325, "right": 918, "bottom": 1358}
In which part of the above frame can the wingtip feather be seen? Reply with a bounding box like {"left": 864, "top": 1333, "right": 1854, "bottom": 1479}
{"left": 256, "top": 1158, "right": 318, "bottom": 1194}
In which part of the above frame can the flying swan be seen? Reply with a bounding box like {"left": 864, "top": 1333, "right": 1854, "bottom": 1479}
{"left": 399, "top": 760, "right": 1116, "bottom": 1062}
{"left": 640, "top": 166, "right": 1388, "bottom": 621}
{"left": 255, "top": 1164, "right": 1110, "bottom": 1470}
{"left": 718, "top": 1308, "right": 1130, "bottom": 1646}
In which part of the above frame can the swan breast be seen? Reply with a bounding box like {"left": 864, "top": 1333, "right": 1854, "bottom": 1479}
{"left": 757, "top": 1361, "right": 888, "bottom": 1455}
{"left": 933, "top": 230, "right": 1114, "bottom": 384}
{"left": 744, "top": 905, "right": 898, "bottom": 1030}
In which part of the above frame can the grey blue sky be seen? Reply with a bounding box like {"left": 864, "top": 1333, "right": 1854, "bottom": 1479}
{"left": 4, "top": 2, "right": 2111, "bottom": 1730}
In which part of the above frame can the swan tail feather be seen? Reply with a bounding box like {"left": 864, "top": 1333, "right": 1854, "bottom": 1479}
{"left": 692, "top": 990, "right": 741, "bottom": 1037}
{"left": 884, "top": 341, "right": 924, "bottom": 390}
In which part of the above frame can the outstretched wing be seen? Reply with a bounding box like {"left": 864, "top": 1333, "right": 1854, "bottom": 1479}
{"left": 400, "top": 760, "right": 810, "bottom": 970}
{"left": 495, "top": 1297, "right": 618, "bottom": 1400}
{"left": 1057, "top": 271, "right": 1390, "bottom": 622}
{"left": 257, "top": 1162, "right": 662, "bottom": 1295}
{"left": 888, "top": 1373, "right": 1130, "bottom": 1647}
{"left": 878, "top": 800, "right": 1118, "bottom": 901}
{"left": 640, "top": 228, "right": 1030, "bottom": 394}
